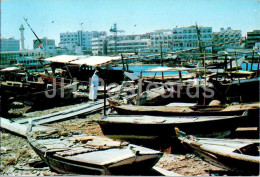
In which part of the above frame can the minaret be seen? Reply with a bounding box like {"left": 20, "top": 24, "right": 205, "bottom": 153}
{"left": 19, "top": 24, "right": 25, "bottom": 50}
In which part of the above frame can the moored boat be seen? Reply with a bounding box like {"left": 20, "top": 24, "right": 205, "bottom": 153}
{"left": 27, "top": 127, "right": 162, "bottom": 175}
{"left": 175, "top": 128, "right": 260, "bottom": 175}
{"left": 98, "top": 111, "right": 248, "bottom": 139}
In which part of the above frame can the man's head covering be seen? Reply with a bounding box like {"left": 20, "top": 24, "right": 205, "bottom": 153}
{"left": 94, "top": 70, "right": 99, "bottom": 74}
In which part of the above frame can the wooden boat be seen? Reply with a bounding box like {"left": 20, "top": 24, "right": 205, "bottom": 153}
{"left": 27, "top": 128, "right": 162, "bottom": 175}
{"left": 98, "top": 111, "right": 247, "bottom": 139}
{"left": 175, "top": 128, "right": 260, "bottom": 175}
{"left": 210, "top": 77, "right": 260, "bottom": 102}
{"left": 112, "top": 103, "right": 260, "bottom": 116}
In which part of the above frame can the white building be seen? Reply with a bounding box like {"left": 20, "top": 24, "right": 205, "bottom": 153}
{"left": 92, "top": 34, "right": 149, "bottom": 55}
{"left": 0, "top": 37, "right": 20, "bottom": 52}
{"left": 172, "top": 26, "right": 213, "bottom": 53}
{"left": 33, "top": 37, "right": 56, "bottom": 54}
{"left": 150, "top": 29, "right": 173, "bottom": 51}
{"left": 59, "top": 31, "right": 106, "bottom": 53}
{"left": 213, "top": 27, "right": 242, "bottom": 50}
{"left": 246, "top": 30, "right": 260, "bottom": 49}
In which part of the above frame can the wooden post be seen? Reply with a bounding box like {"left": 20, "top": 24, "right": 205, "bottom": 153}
{"left": 229, "top": 59, "right": 232, "bottom": 70}
{"left": 160, "top": 42, "right": 163, "bottom": 66}
{"left": 65, "top": 64, "right": 73, "bottom": 80}
{"left": 121, "top": 54, "right": 125, "bottom": 71}
{"left": 257, "top": 55, "right": 260, "bottom": 77}
{"left": 251, "top": 49, "right": 254, "bottom": 71}
{"left": 162, "top": 72, "right": 164, "bottom": 80}
{"left": 103, "top": 80, "right": 106, "bottom": 116}
{"left": 246, "top": 62, "right": 248, "bottom": 71}
{"left": 125, "top": 58, "right": 129, "bottom": 71}
{"left": 224, "top": 54, "right": 227, "bottom": 71}
{"left": 136, "top": 69, "right": 142, "bottom": 106}
{"left": 178, "top": 71, "right": 182, "bottom": 85}
{"left": 234, "top": 52, "right": 238, "bottom": 71}
{"left": 160, "top": 42, "right": 164, "bottom": 80}
{"left": 153, "top": 72, "right": 157, "bottom": 80}
{"left": 235, "top": 52, "right": 240, "bottom": 85}
{"left": 203, "top": 51, "right": 206, "bottom": 106}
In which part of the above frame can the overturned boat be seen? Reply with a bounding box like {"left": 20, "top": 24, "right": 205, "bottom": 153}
{"left": 175, "top": 128, "right": 260, "bottom": 175}
{"left": 98, "top": 111, "right": 248, "bottom": 139}
{"left": 27, "top": 127, "right": 162, "bottom": 175}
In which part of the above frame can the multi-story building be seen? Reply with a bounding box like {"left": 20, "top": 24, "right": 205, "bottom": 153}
{"left": 213, "top": 27, "right": 242, "bottom": 50}
{"left": 33, "top": 37, "right": 56, "bottom": 54}
{"left": 0, "top": 37, "right": 20, "bottom": 52}
{"left": 172, "top": 26, "right": 213, "bottom": 53}
{"left": 92, "top": 34, "right": 149, "bottom": 55}
{"left": 59, "top": 31, "right": 106, "bottom": 53}
{"left": 0, "top": 50, "right": 49, "bottom": 66}
{"left": 150, "top": 29, "right": 173, "bottom": 50}
{"left": 246, "top": 30, "right": 260, "bottom": 49}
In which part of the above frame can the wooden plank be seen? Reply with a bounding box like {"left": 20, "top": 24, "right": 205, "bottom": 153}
{"left": 35, "top": 103, "right": 105, "bottom": 125}
{"left": 0, "top": 118, "right": 28, "bottom": 137}
{"left": 16, "top": 100, "right": 104, "bottom": 124}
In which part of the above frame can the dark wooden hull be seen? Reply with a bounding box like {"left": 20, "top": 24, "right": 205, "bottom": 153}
{"left": 99, "top": 115, "right": 244, "bottom": 138}
{"left": 212, "top": 77, "right": 260, "bottom": 103}
{"left": 112, "top": 105, "right": 259, "bottom": 127}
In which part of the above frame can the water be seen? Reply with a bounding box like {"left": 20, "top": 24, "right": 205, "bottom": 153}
{"left": 113, "top": 65, "right": 186, "bottom": 76}
{"left": 241, "top": 63, "right": 258, "bottom": 71}
{"left": 113, "top": 63, "right": 259, "bottom": 76}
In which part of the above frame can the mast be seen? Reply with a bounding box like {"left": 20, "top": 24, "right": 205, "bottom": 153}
{"left": 195, "top": 23, "right": 204, "bottom": 66}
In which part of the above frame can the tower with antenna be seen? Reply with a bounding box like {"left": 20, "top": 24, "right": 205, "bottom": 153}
{"left": 19, "top": 24, "right": 25, "bottom": 51}
{"left": 109, "top": 23, "right": 124, "bottom": 55}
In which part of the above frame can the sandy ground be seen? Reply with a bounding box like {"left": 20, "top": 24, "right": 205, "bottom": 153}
{"left": 0, "top": 102, "right": 257, "bottom": 176}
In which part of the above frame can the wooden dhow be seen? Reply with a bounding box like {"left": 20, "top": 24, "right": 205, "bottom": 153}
{"left": 27, "top": 127, "right": 162, "bottom": 175}
{"left": 175, "top": 128, "right": 260, "bottom": 175}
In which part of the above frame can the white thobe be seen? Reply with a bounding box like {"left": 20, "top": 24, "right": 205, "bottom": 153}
{"left": 89, "top": 73, "right": 99, "bottom": 100}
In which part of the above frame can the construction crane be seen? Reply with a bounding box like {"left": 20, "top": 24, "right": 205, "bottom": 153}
{"left": 23, "top": 18, "right": 49, "bottom": 75}
{"left": 23, "top": 17, "right": 43, "bottom": 49}
{"left": 109, "top": 23, "right": 124, "bottom": 55}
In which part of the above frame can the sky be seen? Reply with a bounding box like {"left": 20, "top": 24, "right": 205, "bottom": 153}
{"left": 1, "top": 0, "right": 260, "bottom": 49}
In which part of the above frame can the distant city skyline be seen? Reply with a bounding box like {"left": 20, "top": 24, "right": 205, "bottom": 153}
{"left": 1, "top": 0, "right": 259, "bottom": 49}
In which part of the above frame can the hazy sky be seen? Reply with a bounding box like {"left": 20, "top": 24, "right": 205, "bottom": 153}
{"left": 1, "top": 0, "right": 259, "bottom": 49}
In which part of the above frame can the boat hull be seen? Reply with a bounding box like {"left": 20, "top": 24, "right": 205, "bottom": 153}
{"left": 99, "top": 115, "right": 243, "bottom": 138}
{"left": 192, "top": 147, "right": 260, "bottom": 175}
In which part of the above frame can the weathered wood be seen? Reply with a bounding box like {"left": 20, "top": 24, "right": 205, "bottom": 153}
{"left": 221, "top": 102, "right": 260, "bottom": 111}
{"left": 251, "top": 49, "right": 254, "bottom": 71}
{"left": 35, "top": 103, "right": 105, "bottom": 125}
{"left": 16, "top": 100, "right": 104, "bottom": 124}
{"left": 0, "top": 118, "right": 28, "bottom": 137}
{"left": 176, "top": 128, "right": 260, "bottom": 174}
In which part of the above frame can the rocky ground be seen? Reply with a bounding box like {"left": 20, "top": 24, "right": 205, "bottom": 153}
{"left": 0, "top": 102, "right": 254, "bottom": 176}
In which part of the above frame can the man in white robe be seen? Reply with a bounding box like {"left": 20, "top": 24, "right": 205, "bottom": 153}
{"left": 89, "top": 70, "right": 99, "bottom": 101}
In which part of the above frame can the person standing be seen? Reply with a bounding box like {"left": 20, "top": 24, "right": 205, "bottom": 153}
{"left": 89, "top": 70, "right": 99, "bottom": 101}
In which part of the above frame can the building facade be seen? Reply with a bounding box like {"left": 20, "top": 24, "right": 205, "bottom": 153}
{"left": 172, "top": 26, "right": 213, "bottom": 53}
{"left": 92, "top": 34, "right": 149, "bottom": 55}
{"left": 0, "top": 38, "right": 20, "bottom": 52}
{"left": 150, "top": 30, "right": 173, "bottom": 51}
{"left": 0, "top": 50, "right": 49, "bottom": 66}
{"left": 246, "top": 30, "right": 260, "bottom": 49}
{"left": 59, "top": 31, "right": 106, "bottom": 53}
{"left": 213, "top": 27, "right": 242, "bottom": 50}
{"left": 33, "top": 37, "right": 56, "bottom": 54}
